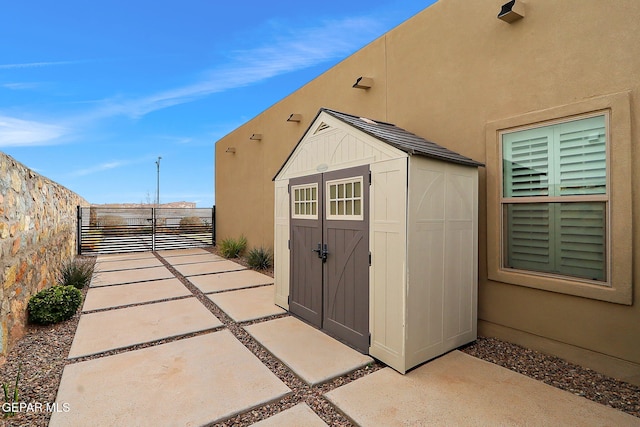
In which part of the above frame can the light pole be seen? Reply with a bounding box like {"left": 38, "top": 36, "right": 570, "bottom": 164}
{"left": 155, "top": 156, "right": 162, "bottom": 207}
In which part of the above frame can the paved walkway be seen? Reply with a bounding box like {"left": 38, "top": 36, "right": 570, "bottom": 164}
{"left": 49, "top": 249, "right": 640, "bottom": 426}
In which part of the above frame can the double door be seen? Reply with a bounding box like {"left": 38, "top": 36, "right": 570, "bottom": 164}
{"left": 289, "top": 165, "right": 370, "bottom": 352}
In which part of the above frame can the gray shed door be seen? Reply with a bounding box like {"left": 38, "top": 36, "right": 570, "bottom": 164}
{"left": 289, "top": 165, "right": 370, "bottom": 352}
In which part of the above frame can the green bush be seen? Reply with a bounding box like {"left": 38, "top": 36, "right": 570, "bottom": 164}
{"left": 27, "top": 286, "right": 83, "bottom": 325}
{"left": 179, "top": 216, "right": 203, "bottom": 228}
{"left": 247, "top": 247, "right": 273, "bottom": 270}
{"left": 98, "top": 215, "right": 126, "bottom": 235}
{"left": 218, "top": 235, "right": 247, "bottom": 258}
{"left": 57, "top": 258, "right": 95, "bottom": 289}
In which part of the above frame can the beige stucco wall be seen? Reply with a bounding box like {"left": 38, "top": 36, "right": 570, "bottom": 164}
{"left": 215, "top": 0, "right": 640, "bottom": 383}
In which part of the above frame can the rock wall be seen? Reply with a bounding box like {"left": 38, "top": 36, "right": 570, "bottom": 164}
{"left": 0, "top": 152, "right": 88, "bottom": 360}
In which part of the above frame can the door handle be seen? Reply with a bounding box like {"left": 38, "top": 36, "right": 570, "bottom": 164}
{"left": 312, "top": 243, "right": 322, "bottom": 258}
{"left": 312, "top": 243, "right": 329, "bottom": 262}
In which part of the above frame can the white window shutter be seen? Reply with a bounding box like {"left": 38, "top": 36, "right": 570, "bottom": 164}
{"left": 556, "top": 116, "right": 606, "bottom": 196}
{"left": 503, "top": 127, "right": 552, "bottom": 197}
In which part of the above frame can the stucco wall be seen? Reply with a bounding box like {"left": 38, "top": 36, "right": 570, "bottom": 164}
{"left": 215, "top": 0, "right": 640, "bottom": 383}
{"left": 0, "top": 152, "right": 88, "bottom": 359}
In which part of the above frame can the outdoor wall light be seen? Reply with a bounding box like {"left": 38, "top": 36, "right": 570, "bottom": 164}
{"left": 287, "top": 113, "right": 302, "bottom": 122}
{"left": 225, "top": 147, "right": 236, "bottom": 153}
{"left": 352, "top": 76, "right": 373, "bottom": 89}
{"left": 498, "top": 0, "right": 525, "bottom": 23}
{"left": 249, "top": 133, "right": 263, "bottom": 141}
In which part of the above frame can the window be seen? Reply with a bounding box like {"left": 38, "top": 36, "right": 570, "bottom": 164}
{"left": 291, "top": 184, "right": 318, "bottom": 219}
{"left": 486, "top": 93, "right": 632, "bottom": 304}
{"left": 326, "top": 177, "right": 363, "bottom": 220}
{"left": 501, "top": 115, "right": 607, "bottom": 282}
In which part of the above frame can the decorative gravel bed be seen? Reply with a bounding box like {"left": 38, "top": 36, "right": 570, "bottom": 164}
{"left": 0, "top": 251, "right": 638, "bottom": 426}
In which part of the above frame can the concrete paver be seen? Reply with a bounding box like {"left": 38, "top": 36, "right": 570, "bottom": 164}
{"left": 324, "top": 350, "right": 640, "bottom": 427}
{"left": 55, "top": 250, "right": 638, "bottom": 426}
{"left": 245, "top": 316, "right": 373, "bottom": 385}
{"left": 95, "top": 252, "right": 157, "bottom": 262}
{"left": 190, "top": 269, "right": 274, "bottom": 293}
{"left": 163, "top": 253, "right": 224, "bottom": 265}
{"left": 95, "top": 257, "right": 163, "bottom": 271}
{"left": 90, "top": 265, "right": 174, "bottom": 287}
{"left": 68, "top": 297, "right": 223, "bottom": 358}
{"left": 208, "top": 285, "right": 286, "bottom": 322}
{"left": 156, "top": 248, "right": 210, "bottom": 257}
{"left": 172, "top": 259, "right": 246, "bottom": 276}
{"left": 51, "top": 331, "right": 291, "bottom": 427}
{"left": 82, "top": 278, "right": 190, "bottom": 312}
{"left": 251, "top": 403, "right": 328, "bottom": 427}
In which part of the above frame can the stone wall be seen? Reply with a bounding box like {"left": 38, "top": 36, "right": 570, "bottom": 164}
{"left": 0, "top": 152, "right": 88, "bottom": 360}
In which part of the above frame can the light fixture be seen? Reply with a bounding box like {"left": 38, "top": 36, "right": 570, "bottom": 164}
{"left": 352, "top": 76, "right": 373, "bottom": 89}
{"left": 287, "top": 113, "right": 302, "bottom": 122}
{"left": 225, "top": 147, "right": 236, "bottom": 153}
{"left": 498, "top": 0, "right": 525, "bottom": 23}
{"left": 249, "top": 133, "right": 262, "bottom": 141}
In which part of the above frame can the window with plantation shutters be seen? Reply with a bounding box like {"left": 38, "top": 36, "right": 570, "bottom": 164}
{"left": 501, "top": 115, "right": 607, "bottom": 282}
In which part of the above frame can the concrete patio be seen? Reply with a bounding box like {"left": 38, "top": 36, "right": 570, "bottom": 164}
{"left": 50, "top": 248, "right": 640, "bottom": 426}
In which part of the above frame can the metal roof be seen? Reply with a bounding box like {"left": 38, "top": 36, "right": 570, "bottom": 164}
{"left": 322, "top": 108, "right": 483, "bottom": 167}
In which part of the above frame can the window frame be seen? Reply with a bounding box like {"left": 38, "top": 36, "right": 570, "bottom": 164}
{"left": 291, "top": 183, "right": 319, "bottom": 220}
{"left": 498, "top": 112, "right": 610, "bottom": 285}
{"left": 485, "top": 92, "right": 632, "bottom": 305}
{"left": 325, "top": 176, "right": 364, "bottom": 221}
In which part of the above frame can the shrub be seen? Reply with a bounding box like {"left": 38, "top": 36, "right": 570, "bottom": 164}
{"left": 218, "top": 235, "right": 247, "bottom": 258}
{"left": 247, "top": 247, "right": 273, "bottom": 270}
{"left": 98, "top": 215, "right": 126, "bottom": 235}
{"left": 179, "top": 216, "right": 203, "bottom": 228}
{"left": 27, "top": 286, "right": 83, "bottom": 325}
{"left": 57, "top": 258, "right": 95, "bottom": 289}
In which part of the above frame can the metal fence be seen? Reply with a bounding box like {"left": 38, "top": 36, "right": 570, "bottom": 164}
{"left": 77, "top": 206, "right": 215, "bottom": 255}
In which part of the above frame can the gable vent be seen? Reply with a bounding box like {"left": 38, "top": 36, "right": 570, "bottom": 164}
{"left": 314, "top": 122, "right": 331, "bottom": 134}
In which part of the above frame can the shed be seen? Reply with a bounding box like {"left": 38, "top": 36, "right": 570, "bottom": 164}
{"left": 273, "top": 108, "right": 483, "bottom": 373}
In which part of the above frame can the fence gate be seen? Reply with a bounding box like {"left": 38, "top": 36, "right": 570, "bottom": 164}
{"left": 77, "top": 206, "right": 215, "bottom": 255}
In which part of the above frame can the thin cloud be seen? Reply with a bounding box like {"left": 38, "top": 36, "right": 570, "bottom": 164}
{"left": 0, "top": 115, "right": 68, "bottom": 147}
{"left": 93, "top": 16, "right": 384, "bottom": 119}
{"left": 2, "top": 82, "right": 42, "bottom": 90}
{"left": 69, "top": 155, "right": 154, "bottom": 177}
{"left": 0, "top": 60, "right": 87, "bottom": 69}
{"left": 70, "top": 161, "right": 126, "bottom": 177}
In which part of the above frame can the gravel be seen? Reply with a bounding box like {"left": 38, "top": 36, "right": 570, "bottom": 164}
{"left": 0, "top": 251, "right": 638, "bottom": 426}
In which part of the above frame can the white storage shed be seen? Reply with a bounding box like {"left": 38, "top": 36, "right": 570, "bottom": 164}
{"left": 273, "top": 108, "right": 483, "bottom": 373}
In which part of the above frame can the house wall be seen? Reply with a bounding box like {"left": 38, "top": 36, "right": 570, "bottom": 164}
{"left": 215, "top": 0, "right": 640, "bottom": 384}
{"left": 0, "top": 152, "right": 89, "bottom": 361}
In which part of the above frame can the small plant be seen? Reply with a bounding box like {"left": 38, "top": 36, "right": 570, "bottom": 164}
{"left": 27, "top": 286, "right": 83, "bottom": 325}
{"left": 98, "top": 215, "right": 126, "bottom": 236}
{"left": 247, "top": 247, "right": 273, "bottom": 270}
{"left": 218, "top": 235, "right": 247, "bottom": 258}
{"left": 2, "top": 364, "right": 21, "bottom": 418}
{"left": 57, "top": 258, "right": 95, "bottom": 289}
{"left": 179, "top": 216, "right": 203, "bottom": 228}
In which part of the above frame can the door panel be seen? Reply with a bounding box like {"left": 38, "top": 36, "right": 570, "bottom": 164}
{"left": 289, "top": 174, "right": 323, "bottom": 327}
{"left": 323, "top": 166, "right": 370, "bottom": 352}
{"left": 288, "top": 166, "right": 370, "bottom": 353}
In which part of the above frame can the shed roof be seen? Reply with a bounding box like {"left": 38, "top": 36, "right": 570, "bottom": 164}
{"left": 322, "top": 108, "right": 484, "bottom": 167}
{"left": 274, "top": 108, "right": 483, "bottom": 180}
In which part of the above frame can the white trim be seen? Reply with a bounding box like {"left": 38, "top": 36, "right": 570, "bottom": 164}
{"left": 325, "top": 176, "right": 364, "bottom": 221}
{"left": 291, "top": 183, "right": 319, "bottom": 219}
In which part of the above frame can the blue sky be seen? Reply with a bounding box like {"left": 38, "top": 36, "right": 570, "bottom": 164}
{"left": 0, "top": 1, "right": 433, "bottom": 207}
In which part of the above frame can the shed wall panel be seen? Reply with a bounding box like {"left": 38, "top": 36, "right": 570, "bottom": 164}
{"left": 369, "top": 158, "right": 408, "bottom": 372}
{"left": 406, "top": 157, "right": 478, "bottom": 369}
{"left": 274, "top": 180, "right": 290, "bottom": 309}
